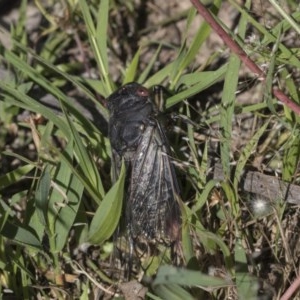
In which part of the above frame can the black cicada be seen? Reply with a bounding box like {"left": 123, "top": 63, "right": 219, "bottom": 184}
{"left": 107, "top": 82, "right": 181, "bottom": 274}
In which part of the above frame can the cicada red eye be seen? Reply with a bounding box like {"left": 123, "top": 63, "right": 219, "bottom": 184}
{"left": 136, "top": 86, "right": 149, "bottom": 97}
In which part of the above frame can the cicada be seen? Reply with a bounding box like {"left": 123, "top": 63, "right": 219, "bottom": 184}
{"left": 107, "top": 82, "right": 181, "bottom": 276}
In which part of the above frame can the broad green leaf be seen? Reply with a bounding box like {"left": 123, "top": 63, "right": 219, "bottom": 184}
{"left": 88, "top": 161, "right": 125, "bottom": 244}
{"left": 48, "top": 142, "right": 73, "bottom": 233}
{"left": 12, "top": 0, "right": 27, "bottom": 45}
{"left": 170, "top": 0, "right": 223, "bottom": 89}
{"left": 195, "top": 220, "right": 233, "bottom": 270}
{"left": 13, "top": 254, "right": 33, "bottom": 299}
{"left": 46, "top": 141, "right": 85, "bottom": 252}
{"left": 153, "top": 284, "right": 194, "bottom": 300}
{"left": 35, "top": 165, "right": 52, "bottom": 227}
{"left": 220, "top": 180, "right": 239, "bottom": 223}
{"left": 236, "top": 273, "right": 259, "bottom": 300}
{"left": 38, "top": 31, "right": 71, "bottom": 63}
{"left": 78, "top": 0, "right": 96, "bottom": 35}
{"left": 40, "top": 121, "right": 54, "bottom": 149}
{"left": 54, "top": 173, "right": 84, "bottom": 251}
{"left": 25, "top": 188, "right": 46, "bottom": 242}
{"left": 0, "top": 221, "right": 41, "bottom": 248}
{"left": 81, "top": 77, "right": 108, "bottom": 98}
{"left": 153, "top": 265, "right": 229, "bottom": 287}
{"left": 235, "top": 238, "right": 259, "bottom": 300}
{"left": 0, "top": 198, "right": 15, "bottom": 231}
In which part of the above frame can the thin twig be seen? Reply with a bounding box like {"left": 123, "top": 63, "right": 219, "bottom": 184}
{"left": 190, "top": 0, "right": 300, "bottom": 115}
{"left": 72, "top": 260, "right": 115, "bottom": 296}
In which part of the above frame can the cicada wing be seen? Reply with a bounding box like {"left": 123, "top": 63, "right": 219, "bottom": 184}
{"left": 127, "top": 120, "right": 181, "bottom": 244}
{"left": 107, "top": 83, "right": 182, "bottom": 280}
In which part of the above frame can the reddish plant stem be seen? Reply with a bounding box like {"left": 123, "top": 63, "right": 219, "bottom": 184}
{"left": 190, "top": 0, "right": 300, "bottom": 115}
{"left": 191, "top": 0, "right": 264, "bottom": 77}
{"left": 280, "top": 275, "right": 300, "bottom": 300}
{"left": 273, "top": 87, "right": 300, "bottom": 112}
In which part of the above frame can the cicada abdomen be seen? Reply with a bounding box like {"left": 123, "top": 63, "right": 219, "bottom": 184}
{"left": 107, "top": 82, "right": 181, "bottom": 278}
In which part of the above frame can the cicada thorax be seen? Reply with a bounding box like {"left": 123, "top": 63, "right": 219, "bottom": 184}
{"left": 107, "top": 82, "right": 182, "bottom": 279}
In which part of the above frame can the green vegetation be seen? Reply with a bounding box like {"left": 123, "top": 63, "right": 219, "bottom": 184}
{"left": 0, "top": 0, "right": 300, "bottom": 299}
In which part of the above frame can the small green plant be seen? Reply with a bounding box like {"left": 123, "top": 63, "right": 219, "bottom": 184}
{"left": 0, "top": 0, "right": 300, "bottom": 299}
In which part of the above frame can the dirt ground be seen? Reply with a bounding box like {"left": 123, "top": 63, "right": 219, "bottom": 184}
{"left": 1, "top": 0, "right": 300, "bottom": 299}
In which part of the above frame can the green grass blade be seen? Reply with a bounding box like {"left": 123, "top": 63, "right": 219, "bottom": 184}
{"left": 138, "top": 44, "right": 162, "bottom": 84}
{"left": 62, "top": 105, "right": 104, "bottom": 201}
{"left": 268, "top": 0, "right": 300, "bottom": 35}
{"left": 166, "top": 65, "right": 227, "bottom": 108}
{"left": 78, "top": 0, "right": 96, "bottom": 34}
{"left": 145, "top": 62, "right": 175, "bottom": 87}
{"left": 0, "top": 83, "right": 70, "bottom": 135}
{"left": 181, "top": 205, "right": 194, "bottom": 263}
{"left": 221, "top": 0, "right": 248, "bottom": 181}
{"left": 79, "top": 0, "right": 113, "bottom": 95}
{"left": 14, "top": 41, "right": 108, "bottom": 120}
{"left": 1, "top": 43, "right": 109, "bottom": 122}
{"left": 123, "top": 48, "right": 141, "bottom": 84}
{"left": 264, "top": 26, "right": 281, "bottom": 114}
{"left": 228, "top": 0, "right": 300, "bottom": 68}
{"left": 193, "top": 179, "right": 220, "bottom": 213}
{"left": 0, "top": 164, "right": 35, "bottom": 191}
{"left": 220, "top": 55, "right": 240, "bottom": 179}
{"left": 169, "top": 22, "right": 211, "bottom": 89}
{"left": 233, "top": 120, "right": 270, "bottom": 190}
{"left": 96, "top": 0, "right": 110, "bottom": 72}
{"left": 177, "top": 64, "right": 227, "bottom": 88}
{"left": 282, "top": 132, "right": 300, "bottom": 182}
{"left": 35, "top": 165, "right": 51, "bottom": 228}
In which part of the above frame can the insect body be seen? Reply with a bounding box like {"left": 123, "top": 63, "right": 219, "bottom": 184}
{"left": 107, "top": 82, "right": 181, "bottom": 251}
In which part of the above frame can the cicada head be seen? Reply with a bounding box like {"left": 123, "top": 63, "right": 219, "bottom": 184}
{"left": 107, "top": 82, "right": 153, "bottom": 115}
